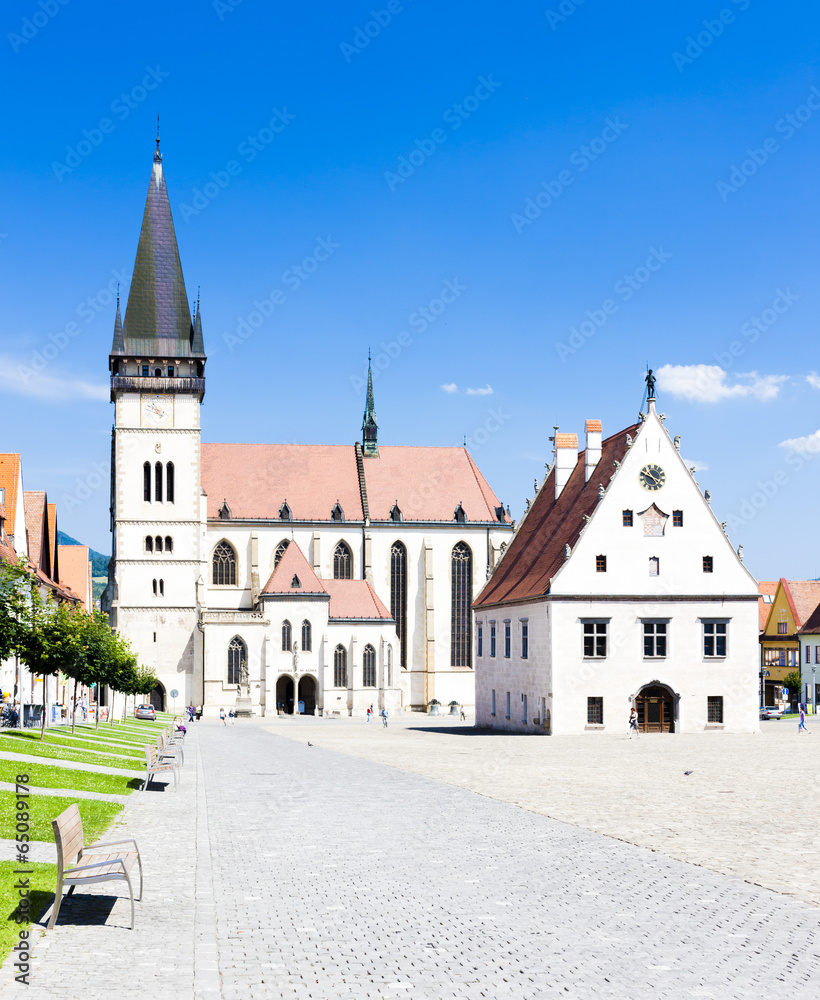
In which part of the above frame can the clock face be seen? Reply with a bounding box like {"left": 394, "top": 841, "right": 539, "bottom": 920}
{"left": 639, "top": 463, "right": 666, "bottom": 491}
{"left": 141, "top": 394, "right": 174, "bottom": 429}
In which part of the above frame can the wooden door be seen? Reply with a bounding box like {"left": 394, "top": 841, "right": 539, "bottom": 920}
{"left": 636, "top": 686, "right": 673, "bottom": 733}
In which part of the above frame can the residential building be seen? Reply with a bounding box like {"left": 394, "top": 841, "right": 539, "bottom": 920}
{"left": 759, "top": 579, "right": 820, "bottom": 706}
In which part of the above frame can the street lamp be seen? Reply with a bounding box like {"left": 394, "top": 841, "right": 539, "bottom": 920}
{"left": 813, "top": 664, "right": 816, "bottom": 716}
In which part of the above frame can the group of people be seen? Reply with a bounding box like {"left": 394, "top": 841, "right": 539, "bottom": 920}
{"left": 365, "top": 704, "right": 389, "bottom": 727}
{"left": 186, "top": 705, "right": 203, "bottom": 723}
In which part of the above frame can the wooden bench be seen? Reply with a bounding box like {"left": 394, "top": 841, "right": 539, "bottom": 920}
{"left": 142, "top": 745, "right": 180, "bottom": 792}
{"left": 49, "top": 803, "right": 142, "bottom": 930}
{"left": 157, "top": 731, "right": 184, "bottom": 766}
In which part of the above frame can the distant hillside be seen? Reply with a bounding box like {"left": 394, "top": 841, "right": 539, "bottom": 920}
{"left": 57, "top": 530, "right": 109, "bottom": 577}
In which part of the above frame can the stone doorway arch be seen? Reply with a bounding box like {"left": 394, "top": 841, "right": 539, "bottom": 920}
{"left": 634, "top": 683, "right": 676, "bottom": 733}
{"left": 276, "top": 675, "right": 294, "bottom": 715}
{"left": 297, "top": 676, "right": 317, "bottom": 716}
{"left": 149, "top": 682, "right": 166, "bottom": 712}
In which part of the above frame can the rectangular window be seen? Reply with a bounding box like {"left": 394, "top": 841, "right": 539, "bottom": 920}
{"left": 703, "top": 621, "right": 727, "bottom": 657}
{"left": 703, "top": 556, "right": 713, "bottom": 573}
{"left": 505, "top": 692, "right": 510, "bottom": 720}
{"left": 764, "top": 647, "right": 786, "bottom": 667}
{"left": 707, "top": 696, "right": 724, "bottom": 724}
{"left": 521, "top": 620, "right": 529, "bottom": 659}
{"left": 477, "top": 623, "right": 483, "bottom": 658}
{"left": 673, "top": 510, "right": 683, "bottom": 527}
{"left": 168, "top": 365, "right": 175, "bottom": 377}
{"left": 622, "top": 510, "right": 633, "bottom": 527}
{"left": 806, "top": 645, "right": 811, "bottom": 664}
{"left": 491, "top": 689, "right": 496, "bottom": 717}
{"left": 583, "top": 621, "right": 607, "bottom": 658}
{"left": 777, "top": 622, "right": 787, "bottom": 634}
{"left": 142, "top": 364, "right": 149, "bottom": 377}
{"left": 490, "top": 623, "right": 496, "bottom": 658}
{"left": 587, "top": 697, "right": 603, "bottom": 725}
{"left": 596, "top": 555, "right": 607, "bottom": 573}
{"left": 649, "top": 556, "right": 660, "bottom": 577}
{"left": 522, "top": 693, "right": 528, "bottom": 724}
{"left": 815, "top": 646, "right": 820, "bottom": 664}
{"left": 504, "top": 621, "right": 511, "bottom": 658}
{"left": 643, "top": 622, "right": 667, "bottom": 657}
{"left": 788, "top": 648, "right": 798, "bottom": 668}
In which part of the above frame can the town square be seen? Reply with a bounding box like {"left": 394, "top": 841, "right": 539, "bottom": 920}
{"left": 1, "top": 1, "right": 819, "bottom": 997}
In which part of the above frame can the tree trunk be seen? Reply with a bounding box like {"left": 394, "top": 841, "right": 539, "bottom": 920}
{"left": 109, "top": 688, "right": 116, "bottom": 725}
{"left": 40, "top": 672, "right": 47, "bottom": 741}
{"left": 71, "top": 676, "right": 79, "bottom": 734}
{"left": 95, "top": 684, "right": 100, "bottom": 729}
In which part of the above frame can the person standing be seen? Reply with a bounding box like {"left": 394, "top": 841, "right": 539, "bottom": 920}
{"left": 219, "top": 707, "right": 226, "bottom": 726}
{"left": 381, "top": 707, "right": 388, "bottom": 728}
{"left": 799, "top": 703, "right": 810, "bottom": 733}
{"left": 629, "top": 707, "right": 639, "bottom": 738}
{"left": 366, "top": 704, "right": 373, "bottom": 723}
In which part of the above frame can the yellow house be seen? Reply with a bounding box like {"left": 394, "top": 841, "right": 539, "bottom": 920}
{"left": 760, "top": 579, "right": 820, "bottom": 704}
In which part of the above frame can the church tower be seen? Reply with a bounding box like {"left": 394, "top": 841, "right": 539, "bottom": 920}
{"left": 102, "top": 139, "right": 206, "bottom": 709}
{"left": 361, "top": 354, "right": 378, "bottom": 458}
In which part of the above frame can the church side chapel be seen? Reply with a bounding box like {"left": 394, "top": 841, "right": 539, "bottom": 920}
{"left": 473, "top": 374, "right": 760, "bottom": 736}
{"left": 102, "top": 141, "right": 514, "bottom": 716}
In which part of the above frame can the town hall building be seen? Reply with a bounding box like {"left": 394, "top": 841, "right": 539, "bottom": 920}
{"left": 101, "top": 141, "right": 513, "bottom": 716}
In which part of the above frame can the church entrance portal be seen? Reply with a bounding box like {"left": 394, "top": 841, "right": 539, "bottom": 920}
{"left": 635, "top": 684, "right": 674, "bottom": 733}
{"left": 297, "top": 676, "right": 317, "bottom": 716}
{"left": 276, "top": 676, "right": 294, "bottom": 715}
{"left": 149, "top": 683, "right": 165, "bottom": 712}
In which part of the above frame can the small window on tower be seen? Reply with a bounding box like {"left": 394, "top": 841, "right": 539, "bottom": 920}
{"left": 673, "top": 510, "right": 683, "bottom": 527}
{"left": 159, "top": 579, "right": 164, "bottom": 597}
{"left": 142, "top": 365, "right": 149, "bottom": 377}
{"left": 622, "top": 510, "right": 633, "bottom": 527}
{"left": 145, "top": 536, "right": 153, "bottom": 553}
{"left": 168, "top": 366, "right": 174, "bottom": 377}
{"left": 152, "top": 579, "right": 157, "bottom": 596}
{"left": 703, "top": 556, "right": 713, "bottom": 573}
{"left": 165, "top": 536, "right": 173, "bottom": 553}
{"left": 155, "top": 536, "right": 162, "bottom": 553}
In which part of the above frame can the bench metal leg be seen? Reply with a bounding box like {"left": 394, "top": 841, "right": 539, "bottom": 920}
{"left": 123, "top": 871, "right": 135, "bottom": 930}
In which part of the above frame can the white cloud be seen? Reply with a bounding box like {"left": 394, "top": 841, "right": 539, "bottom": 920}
{"left": 465, "top": 384, "right": 493, "bottom": 396}
{"left": 682, "top": 458, "right": 709, "bottom": 472}
{"left": 657, "top": 364, "right": 787, "bottom": 403}
{"left": 440, "top": 382, "right": 458, "bottom": 393}
{"left": 0, "top": 355, "right": 108, "bottom": 403}
{"left": 779, "top": 429, "right": 820, "bottom": 454}
{"left": 806, "top": 372, "right": 820, "bottom": 390}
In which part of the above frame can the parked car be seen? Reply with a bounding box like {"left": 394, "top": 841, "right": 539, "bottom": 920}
{"left": 135, "top": 704, "right": 156, "bottom": 720}
{"left": 759, "top": 706, "right": 784, "bottom": 720}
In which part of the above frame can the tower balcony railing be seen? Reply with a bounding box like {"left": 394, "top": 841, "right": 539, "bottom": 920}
{"left": 110, "top": 375, "right": 206, "bottom": 395}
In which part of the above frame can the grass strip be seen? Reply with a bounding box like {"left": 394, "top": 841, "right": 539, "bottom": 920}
{"left": 0, "top": 791, "right": 123, "bottom": 843}
{"left": 1, "top": 733, "right": 141, "bottom": 760}
{"left": 0, "top": 861, "right": 57, "bottom": 969}
{"left": 0, "top": 736, "right": 143, "bottom": 771}
{"left": 0, "top": 760, "right": 140, "bottom": 795}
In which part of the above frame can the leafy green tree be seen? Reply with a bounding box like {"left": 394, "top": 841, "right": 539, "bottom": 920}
{"left": 784, "top": 670, "right": 804, "bottom": 710}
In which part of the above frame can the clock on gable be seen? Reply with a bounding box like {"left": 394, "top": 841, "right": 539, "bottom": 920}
{"left": 639, "top": 463, "right": 665, "bottom": 491}
{"left": 141, "top": 393, "right": 174, "bottom": 429}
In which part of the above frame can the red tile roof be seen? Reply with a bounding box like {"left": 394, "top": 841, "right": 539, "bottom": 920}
{"left": 799, "top": 599, "right": 820, "bottom": 635}
{"left": 758, "top": 581, "right": 777, "bottom": 632}
{"left": 23, "top": 491, "right": 47, "bottom": 572}
{"left": 46, "top": 503, "right": 57, "bottom": 580}
{"left": 0, "top": 454, "right": 21, "bottom": 540}
{"left": 201, "top": 443, "right": 509, "bottom": 524}
{"left": 783, "top": 580, "right": 820, "bottom": 629}
{"left": 474, "top": 424, "right": 639, "bottom": 609}
{"left": 585, "top": 419, "right": 603, "bottom": 432}
{"left": 261, "top": 541, "right": 327, "bottom": 596}
{"left": 323, "top": 580, "right": 392, "bottom": 620}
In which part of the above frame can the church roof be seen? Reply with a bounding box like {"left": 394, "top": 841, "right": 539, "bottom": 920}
{"left": 324, "top": 580, "right": 392, "bottom": 620}
{"left": 115, "top": 143, "right": 202, "bottom": 359}
{"left": 201, "top": 443, "right": 508, "bottom": 523}
{"left": 474, "top": 424, "right": 639, "bottom": 609}
{"left": 261, "top": 540, "right": 327, "bottom": 596}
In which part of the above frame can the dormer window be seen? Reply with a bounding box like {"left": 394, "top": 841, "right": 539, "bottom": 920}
{"left": 454, "top": 503, "right": 466, "bottom": 523}
{"left": 219, "top": 500, "right": 232, "bottom": 520}
{"left": 495, "top": 505, "right": 506, "bottom": 523}
{"left": 331, "top": 501, "right": 345, "bottom": 522}
{"left": 390, "top": 502, "right": 402, "bottom": 522}
{"left": 279, "top": 501, "right": 292, "bottom": 521}
{"left": 291, "top": 574, "right": 301, "bottom": 589}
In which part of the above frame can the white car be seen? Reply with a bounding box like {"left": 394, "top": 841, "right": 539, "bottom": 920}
{"left": 759, "top": 706, "right": 784, "bottom": 720}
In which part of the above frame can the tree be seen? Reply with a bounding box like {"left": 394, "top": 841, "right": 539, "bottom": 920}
{"left": 784, "top": 670, "right": 804, "bottom": 710}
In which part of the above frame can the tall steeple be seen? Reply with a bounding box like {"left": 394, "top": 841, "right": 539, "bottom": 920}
{"left": 361, "top": 352, "right": 379, "bottom": 457}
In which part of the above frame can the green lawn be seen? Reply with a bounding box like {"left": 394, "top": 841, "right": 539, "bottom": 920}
{"left": 0, "top": 791, "right": 123, "bottom": 843}
{"left": 1, "top": 732, "right": 142, "bottom": 759}
{"left": 0, "top": 860, "right": 57, "bottom": 968}
{"left": 0, "top": 736, "right": 144, "bottom": 771}
{"left": 0, "top": 760, "right": 141, "bottom": 795}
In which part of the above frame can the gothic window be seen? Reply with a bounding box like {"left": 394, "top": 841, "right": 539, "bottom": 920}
{"left": 451, "top": 542, "right": 472, "bottom": 667}
{"left": 279, "top": 502, "right": 292, "bottom": 521}
{"left": 152, "top": 579, "right": 157, "bottom": 596}
{"left": 155, "top": 536, "right": 163, "bottom": 552}
{"left": 333, "top": 541, "right": 352, "bottom": 580}
{"left": 155, "top": 461, "right": 163, "bottom": 502}
{"left": 387, "top": 646, "right": 393, "bottom": 688}
{"left": 213, "top": 540, "right": 237, "bottom": 586}
{"left": 227, "top": 636, "right": 247, "bottom": 685}
{"left": 282, "top": 620, "right": 292, "bottom": 652}
{"left": 390, "top": 541, "right": 407, "bottom": 668}
{"left": 165, "top": 536, "right": 173, "bottom": 553}
{"left": 331, "top": 502, "right": 345, "bottom": 522}
{"left": 143, "top": 462, "right": 151, "bottom": 502}
{"left": 362, "top": 644, "right": 376, "bottom": 687}
{"left": 166, "top": 462, "right": 174, "bottom": 503}
{"left": 145, "top": 536, "right": 153, "bottom": 553}
{"left": 274, "top": 539, "right": 290, "bottom": 567}
{"left": 301, "top": 620, "right": 312, "bottom": 652}
{"left": 159, "top": 579, "right": 164, "bottom": 597}
{"left": 334, "top": 645, "right": 347, "bottom": 687}
{"left": 454, "top": 503, "right": 466, "bottom": 523}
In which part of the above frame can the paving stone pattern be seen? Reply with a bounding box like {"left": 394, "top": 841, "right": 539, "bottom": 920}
{"left": 3, "top": 721, "right": 819, "bottom": 999}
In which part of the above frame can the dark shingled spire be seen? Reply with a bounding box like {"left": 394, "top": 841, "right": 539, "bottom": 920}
{"left": 192, "top": 293, "right": 204, "bottom": 355}
{"left": 115, "top": 141, "right": 204, "bottom": 358}
{"left": 362, "top": 351, "right": 378, "bottom": 457}
{"left": 112, "top": 288, "right": 124, "bottom": 353}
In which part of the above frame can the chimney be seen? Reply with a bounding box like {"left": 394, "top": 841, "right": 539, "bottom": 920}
{"left": 585, "top": 419, "right": 602, "bottom": 481}
{"left": 554, "top": 432, "right": 579, "bottom": 498}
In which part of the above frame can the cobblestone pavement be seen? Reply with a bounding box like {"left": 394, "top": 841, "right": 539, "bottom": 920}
{"left": 4, "top": 720, "right": 820, "bottom": 999}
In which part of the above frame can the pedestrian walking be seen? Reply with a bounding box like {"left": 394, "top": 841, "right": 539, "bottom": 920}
{"left": 381, "top": 707, "right": 388, "bottom": 728}
{"left": 188, "top": 704, "right": 195, "bottom": 723}
{"left": 629, "top": 707, "right": 639, "bottom": 738}
{"left": 799, "top": 703, "right": 810, "bottom": 733}
{"left": 220, "top": 707, "right": 226, "bottom": 726}
{"left": 229, "top": 708, "right": 235, "bottom": 726}
{"left": 366, "top": 704, "right": 373, "bottom": 723}
{"left": 459, "top": 703, "right": 466, "bottom": 722}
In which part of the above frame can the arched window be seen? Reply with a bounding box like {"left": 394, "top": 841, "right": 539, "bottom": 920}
{"left": 334, "top": 645, "right": 347, "bottom": 687}
{"left": 155, "top": 536, "right": 163, "bottom": 552}
{"left": 362, "top": 644, "right": 376, "bottom": 687}
{"left": 227, "top": 636, "right": 247, "bottom": 685}
{"left": 213, "top": 540, "right": 237, "bottom": 585}
{"left": 152, "top": 579, "right": 157, "bottom": 596}
{"left": 451, "top": 542, "right": 472, "bottom": 667}
{"left": 282, "top": 620, "right": 292, "bottom": 652}
{"left": 159, "top": 579, "right": 164, "bottom": 597}
{"left": 154, "top": 367, "right": 162, "bottom": 377}
{"left": 333, "top": 541, "right": 352, "bottom": 580}
{"left": 390, "top": 541, "right": 407, "bottom": 668}
{"left": 166, "top": 462, "right": 174, "bottom": 503}
{"left": 145, "top": 535, "right": 153, "bottom": 553}
{"left": 301, "top": 619, "right": 312, "bottom": 652}
{"left": 387, "top": 646, "right": 393, "bottom": 688}
{"left": 274, "top": 539, "right": 290, "bottom": 568}
{"left": 165, "top": 536, "right": 173, "bottom": 553}
{"left": 143, "top": 462, "right": 151, "bottom": 502}
{"left": 155, "top": 461, "right": 163, "bottom": 502}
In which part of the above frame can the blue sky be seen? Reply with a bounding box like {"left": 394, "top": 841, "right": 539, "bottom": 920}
{"left": 1, "top": 0, "right": 818, "bottom": 578}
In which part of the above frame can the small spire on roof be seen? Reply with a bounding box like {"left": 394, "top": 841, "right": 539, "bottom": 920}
{"left": 155, "top": 114, "right": 161, "bottom": 161}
